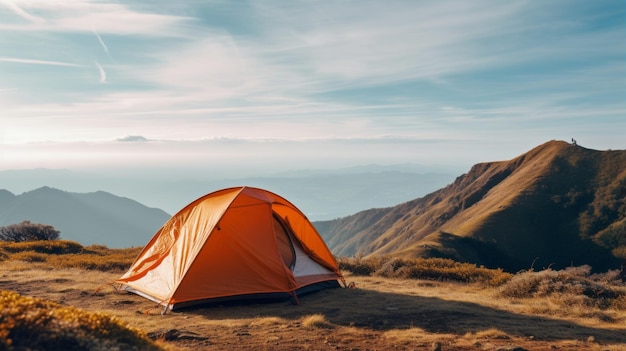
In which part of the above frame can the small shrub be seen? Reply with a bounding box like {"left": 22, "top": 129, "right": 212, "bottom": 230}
{"left": 338, "top": 256, "right": 379, "bottom": 276}
{"left": 301, "top": 314, "right": 334, "bottom": 329}
{"left": 0, "top": 290, "right": 163, "bottom": 350}
{"left": 499, "top": 266, "right": 626, "bottom": 310}
{"left": 0, "top": 221, "right": 60, "bottom": 242}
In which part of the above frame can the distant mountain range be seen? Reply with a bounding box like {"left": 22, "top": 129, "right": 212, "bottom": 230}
{"left": 0, "top": 166, "right": 457, "bottom": 221}
{"left": 0, "top": 187, "right": 170, "bottom": 248}
{"left": 0, "top": 166, "right": 456, "bottom": 248}
{"left": 316, "top": 140, "right": 626, "bottom": 273}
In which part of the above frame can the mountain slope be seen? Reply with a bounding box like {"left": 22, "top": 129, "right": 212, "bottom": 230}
{"left": 317, "top": 140, "right": 626, "bottom": 272}
{"left": 0, "top": 187, "right": 170, "bottom": 248}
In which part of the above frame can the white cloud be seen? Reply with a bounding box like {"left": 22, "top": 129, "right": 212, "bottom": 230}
{"left": 144, "top": 35, "right": 256, "bottom": 98}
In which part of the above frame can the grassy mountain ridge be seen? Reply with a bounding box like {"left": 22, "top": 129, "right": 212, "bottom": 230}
{"left": 316, "top": 140, "right": 626, "bottom": 272}
{"left": 0, "top": 187, "right": 170, "bottom": 248}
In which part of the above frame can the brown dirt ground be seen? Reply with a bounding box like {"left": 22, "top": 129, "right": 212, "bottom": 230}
{"left": 1, "top": 261, "right": 625, "bottom": 351}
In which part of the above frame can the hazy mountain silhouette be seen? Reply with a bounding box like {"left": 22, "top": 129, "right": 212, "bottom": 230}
{"left": 315, "top": 140, "right": 626, "bottom": 272}
{"left": 0, "top": 187, "right": 170, "bottom": 248}
{"left": 0, "top": 166, "right": 456, "bottom": 221}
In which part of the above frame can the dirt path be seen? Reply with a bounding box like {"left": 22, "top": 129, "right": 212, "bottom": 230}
{"left": 2, "top": 261, "right": 625, "bottom": 351}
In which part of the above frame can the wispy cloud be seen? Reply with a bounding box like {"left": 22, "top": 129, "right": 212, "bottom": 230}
{"left": 0, "top": 1, "right": 193, "bottom": 36}
{"left": 239, "top": 2, "right": 522, "bottom": 87}
{"left": 1, "top": 0, "right": 45, "bottom": 24}
{"left": 0, "top": 57, "right": 83, "bottom": 67}
{"left": 119, "top": 0, "right": 624, "bottom": 115}
{"left": 93, "top": 29, "right": 113, "bottom": 60}
{"left": 95, "top": 62, "right": 106, "bottom": 83}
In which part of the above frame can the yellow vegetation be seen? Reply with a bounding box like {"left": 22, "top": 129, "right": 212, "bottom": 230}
{"left": 0, "top": 290, "right": 163, "bottom": 351}
{"left": 498, "top": 266, "right": 626, "bottom": 315}
{"left": 338, "top": 256, "right": 512, "bottom": 286}
{"left": 0, "top": 240, "right": 83, "bottom": 254}
{"left": 0, "top": 240, "right": 141, "bottom": 271}
{"left": 301, "top": 314, "right": 334, "bottom": 329}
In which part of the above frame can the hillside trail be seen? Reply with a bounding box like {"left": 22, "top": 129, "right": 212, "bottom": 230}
{"left": 2, "top": 261, "right": 625, "bottom": 351}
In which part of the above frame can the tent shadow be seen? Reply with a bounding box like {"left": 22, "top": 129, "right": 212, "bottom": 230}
{"left": 180, "top": 286, "right": 626, "bottom": 344}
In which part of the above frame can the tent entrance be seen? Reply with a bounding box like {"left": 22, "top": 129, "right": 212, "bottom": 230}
{"left": 273, "top": 213, "right": 296, "bottom": 270}
{"left": 272, "top": 212, "right": 335, "bottom": 281}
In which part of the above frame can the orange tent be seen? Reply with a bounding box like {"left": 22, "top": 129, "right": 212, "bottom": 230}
{"left": 115, "top": 186, "right": 344, "bottom": 310}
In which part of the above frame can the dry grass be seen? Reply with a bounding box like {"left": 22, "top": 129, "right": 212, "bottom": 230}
{"left": 0, "top": 290, "right": 163, "bottom": 351}
{"left": 0, "top": 240, "right": 141, "bottom": 272}
{"left": 0, "top": 240, "right": 83, "bottom": 254}
{"left": 1, "top": 243, "right": 625, "bottom": 350}
{"left": 7, "top": 251, "right": 48, "bottom": 262}
{"left": 470, "top": 328, "right": 510, "bottom": 339}
{"left": 500, "top": 266, "right": 625, "bottom": 306}
{"left": 497, "top": 265, "right": 626, "bottom": 324}
{"left": 301, "top": 314, "right": 334, "bottom": 329}
{"left": 338, "top": 255, "right": 513, "bottom": 286}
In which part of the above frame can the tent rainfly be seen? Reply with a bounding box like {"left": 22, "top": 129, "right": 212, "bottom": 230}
{"left": 115, "top": 186, "right": 344, "bottom": 311}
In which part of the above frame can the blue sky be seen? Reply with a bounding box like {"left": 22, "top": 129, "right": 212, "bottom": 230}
{"left": 1, "top": 0, "right": 624, "bottom": 173}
